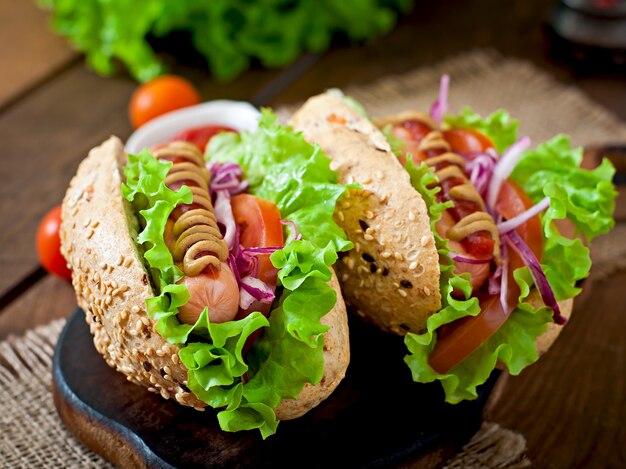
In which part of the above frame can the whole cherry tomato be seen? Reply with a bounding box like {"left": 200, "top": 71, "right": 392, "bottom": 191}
{"left": 129, "top": 75, "right": 201, "bottom": 129}
{"left": 36, "top": 205, "right": 72, "bottom": 281}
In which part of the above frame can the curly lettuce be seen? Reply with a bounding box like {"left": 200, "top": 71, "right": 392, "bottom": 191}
{"left": 401, "top": 109, "right": 616, "bottom": 403}
{"left": 122, "top": 112, "right": 351, "bottom": 438}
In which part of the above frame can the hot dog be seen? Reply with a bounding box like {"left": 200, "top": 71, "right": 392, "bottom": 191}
{"left": 60, "top": 109, "right": 353, "bottom": 437}
{"left": 289, "top": 84, "right": 616, "bottom": 403}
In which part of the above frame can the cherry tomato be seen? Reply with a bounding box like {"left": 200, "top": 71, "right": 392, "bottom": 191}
{"left": 443, "top": 128, "right": 494, "bottom": 154}
{"left": 428, "top": 180, "right": 543, "bottom": 374}
{"left": 231, "top": 194, "right": 284, "bottom": 286}
{"left": 129, "top": 75, "right": 201, "bottom": 129}
{"left": 172, "top": 125, "right": 236, "bottom": 152}
{"left": 36, "top": 205, "right": 72, "bottom": 281}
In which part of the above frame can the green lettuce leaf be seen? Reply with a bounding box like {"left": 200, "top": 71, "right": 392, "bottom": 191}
{"left": 444, "top": 108, "right": 519, "bottom": 153}
{"left": 396, "top": 109, "right": 616, "bottom": 403}
{"left": 122, "top": 109, "right": 349, "bottom": 438}
{"left": 39, "top": 0, "right": 414, "bottom": 82}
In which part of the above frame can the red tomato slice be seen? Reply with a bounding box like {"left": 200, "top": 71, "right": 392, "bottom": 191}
{"left": 428, "top": 180, "right": 543, "bottom": 374}
{"left": 443, "top": 128, "right": 494, "bottom": 153}
{"left": 231, "top": 194, "right": 284, "bottom": 286}
{"left": 172, "top": 125, "right": 235, "bottom": 152}
{"left": 231, "top": 194, "right": 284, "bottom": 353}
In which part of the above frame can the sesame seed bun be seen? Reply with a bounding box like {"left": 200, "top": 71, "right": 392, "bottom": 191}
{"left": 289, "top": 92, "right": 442, "bottom": 336}
{"left": 60, "top": 136, "right": 350, "bottom": 420}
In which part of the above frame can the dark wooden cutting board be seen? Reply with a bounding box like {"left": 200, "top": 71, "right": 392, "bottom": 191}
{"left": 52, "top": 308, "right": 501, "bottom": 468}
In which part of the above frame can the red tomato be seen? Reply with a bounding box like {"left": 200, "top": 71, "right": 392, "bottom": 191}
{"left": 428, "top": 180, "right": 543, "bottom": 374}
{"left": 36, "top": 205, "right": 72, "bottom": 281}
{"left": 390, "top": 119, "right": 433, "bottom": 165}
{"left": 443, "top": 128, "right": 494, "bottom": 153}
{"left": 172, "top": 125, "right": 236, "bottom": 152}
{"left": 129, "top": 75, "right": 201, "bottom": 129}
{"left": 231, "top": 194, "right": 284, "bottom": 286}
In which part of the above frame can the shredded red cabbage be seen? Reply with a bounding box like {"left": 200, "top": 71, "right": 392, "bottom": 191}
{"left": 451, "top": 254, "right": 492, "bottom": 265}
{"left": 209, "top": 162, "right": 249, "bottom": 195}
{"left": 503, "top": 230, "right": 567, "bottom": 324}
{"left": 239, "top": 276, "right": 275, "bottom": 309}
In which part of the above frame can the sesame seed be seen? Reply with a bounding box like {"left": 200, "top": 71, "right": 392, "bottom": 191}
{"left": 355, "top": 243, "right": 361, "bottom": 253}
{"left": 421, "top": 236, "right": 430, "bottom": 247}
{"left": 364, "top": 234, "right": 374, "bottom": 241}
{"left": 111, "top": 288, "right": 121, "bottom": 297}
{"left": 365, "top": 210, "right": 374, "bottom": 219}
{"left": 124, "top": 257, "right": 133, "bottom": 268}
{"left": 423, "top": 286, "right": 431, "bottom": 296}
{"left": 92, "top": 220, "right": 100, "bottom": 229}
{"left": 409, "top": 261, "right": 418, "bottom": 270}
{"left": 346, "top": 175, "right": 354, "bottom": 184}
{"left": 164, "top": 366, "right": 172, "bottom": 375}
{"left": 131, "top": 305, "right": 140, "bottom": 314}
{"left": 148, "top": 387, "right": 157, "bottom": 393}
{"left": 141, "top": 317, "right": 150, "bottom": 326}
{"left": 149, "top": 375, "right": 157, "bottom": 384}
{"left": 337, "top": 211, "right": 345, "bottom": 222}
{"left": 408, "top": 211, "right": 416, "bottom": 221}
{"left": 86, "top": 229, "right": 94, "bottom": 239}
{"left": 394, "top": 252, "right": 404, "bottom": 261}
{"left": 83, "top": 218, "right": 91, "bottom": 228}
{"left": 342, "top": 273, "right": 349, "bottom": 282}
{"left": 99, "top": 262, "right": 107, "bottom": 270}
{"left": 116, "top": 255, "right": 124, "bottom": 266}
{"left": 362, "top": 177, "right": 372, "bottom": 184}
{"left": 342, "top": 201, "right": 351, "bottom": 209}
{"left": 381, "top": 251, "right": 391, "bottom": 259}
{"left": 375, "top": 171, "right": 383, "bottom": 180}
{"left": 380, "top": 194, "right": 389, "bottom": 203}
{"left": 359, "top": 279, "right": 365, "bottom": 288}
{"left": 358, "top": 266, "right": 369, "bottom": 274}
{"left": 171, "top": 354, "right": 180, "bottom": 365}
{"left": 398, "top": 289, "right": 408, "bottom": 298}
{"left": 104, "top": 295, "right": 112, "bottom": 306}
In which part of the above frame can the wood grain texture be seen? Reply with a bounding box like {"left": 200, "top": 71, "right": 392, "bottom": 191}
{"left": 491, "top": 271, "right": 626, "bottom": 468}
{"left": 0, "top": 0, "right": 77, "bottom": 109}
{"left": 0, "top": 275, "right": 75, "bottom": 340}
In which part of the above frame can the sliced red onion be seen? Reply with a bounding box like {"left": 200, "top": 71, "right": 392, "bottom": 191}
{"left": 503, "top": 230, "right": 567, "bottom": 324}
{"left": 213, "top": 189, "right": 236, "bottom": 249}
{"left": 451, "top": 254, "right": 492, "bottom": 265}
{"left": 239, "top": 275, "right": 275, "bottom": 310}
{"left": 486, "top": 137, "right": 531, "bottom": 209}
{"left": 488, "top": 261, "right": 503, "bottom": 296}
{"left": 280, "top": 219, "right": 302, "bottom": 240}
{"left": 499, "top": 242, "right": 510, "bottom": 315}
{"left": 430, "top": 74, "right": 450, "bottom": 124}
{"left": 497, "top": 197, "right": 550, "bottom": 234}
{"left": 243, "top": 246, "right": 282, "bottom": 254}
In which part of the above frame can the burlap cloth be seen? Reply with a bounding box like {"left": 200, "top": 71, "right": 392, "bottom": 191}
{"left": 1, "top": 49, "right": 624, "bottom": 468}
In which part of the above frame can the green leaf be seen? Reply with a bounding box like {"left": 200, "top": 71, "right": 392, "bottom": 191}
{"left": 401, "top": 108, "right": 617, "bottom": 403}
{"left": 39, "top": 0, "right": 415, "bottom": 82}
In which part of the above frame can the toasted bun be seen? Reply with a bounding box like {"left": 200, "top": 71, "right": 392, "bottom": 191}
{"left": 290, "top": 92, "right": 442, "bottom": 335}
{"left": 60, "top": 136, "right": 350, "bottom": 420}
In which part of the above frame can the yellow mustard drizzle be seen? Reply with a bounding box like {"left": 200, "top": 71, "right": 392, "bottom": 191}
{"left": 153, "top": 141, "right": 228, "bottom": 276}
{"left": 418, "top": 130, "right": 499, "bottom": 260}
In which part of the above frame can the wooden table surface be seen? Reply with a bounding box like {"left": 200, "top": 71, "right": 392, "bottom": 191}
{"left": 1, "top": 1, "right": 625, "bottom": 467}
